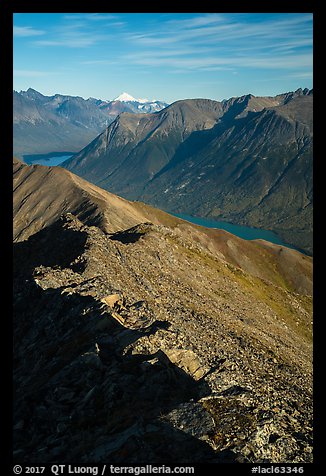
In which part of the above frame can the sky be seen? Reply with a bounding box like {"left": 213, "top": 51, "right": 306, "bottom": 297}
{"left": 13, "top": 12, "right": 313, "bottom": 103}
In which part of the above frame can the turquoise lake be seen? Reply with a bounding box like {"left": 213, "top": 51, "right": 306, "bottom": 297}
{"left": 171, "top": 213, "right": 300, "bottom": 252}
{"left": 23, "top": 153, "right": 73, "bottom": 166}
{"left": 20, "top": 154, "right": 303, "bottom": 254}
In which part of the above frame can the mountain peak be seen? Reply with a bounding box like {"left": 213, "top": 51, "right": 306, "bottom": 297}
{"left": 21, "top": 88, "right": 46, "bottom": 99}
{"left": 113, "top": 92, "right": 151, "bottom": 104}
{"left": 114, "top": 92, "right": 138, "bottom": 102}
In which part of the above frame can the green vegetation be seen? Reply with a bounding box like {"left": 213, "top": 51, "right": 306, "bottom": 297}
{"left": 226, "top": 266, "right": 312, "bottom": 342}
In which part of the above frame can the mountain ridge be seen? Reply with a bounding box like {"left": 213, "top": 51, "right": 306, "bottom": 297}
{"left": 13, "top": 89, "right": 168, "bottom": 156}
{"left": 13, "top": 157, "right": 312, "bottom": 295}
{"left": 62, "top": 88, "right": 313, "bottom": 254}
{"left": 13, "top": 156, "right": 313, "bottom": 463}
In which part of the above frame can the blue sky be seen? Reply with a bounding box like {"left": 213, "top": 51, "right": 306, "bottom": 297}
{"left": 13, "top": 12, "right": 313, "bottom": 103}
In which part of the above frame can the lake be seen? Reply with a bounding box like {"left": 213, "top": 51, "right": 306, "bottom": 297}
{"left": 19, "top": 154, "right": 303, "bottom": 254}
{"left": 23, "top": 152, "right": 73, "bottom": 166}
{"left": 171, "top": 213, "right": 301, "bottom": 252}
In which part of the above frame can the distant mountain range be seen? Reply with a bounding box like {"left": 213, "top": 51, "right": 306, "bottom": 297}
{"left": 62, "top": 88, "right": 313, "bottom": 254}
{"left": 13, "top": 88, "right": 168, "bottom": 156}
{"left": 112, "top": 92, "right": 168, "bottom": 113}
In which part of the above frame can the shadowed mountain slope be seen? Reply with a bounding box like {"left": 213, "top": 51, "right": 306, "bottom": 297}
{"left": 62, "top": 89, "right": 312, "bottom": 254}
{"left": 13, "top": 158, "right": 312, "bottom": 295}
{"left": 13, "top": 157, "right": 313, "bottom": 463}
{"left": 13, "top": 157, "right": 155, "bottom": 241}
{"left": 13, "top": 91, "right": 107, "bottom": 156}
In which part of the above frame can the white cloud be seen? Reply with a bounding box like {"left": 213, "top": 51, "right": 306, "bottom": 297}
{"left": 128, "top": 14, "right": 312, "bottom": 49}
{"left": 32, "top": 19, "right": 113, "bottom": 48}
{"left": 120, "top": 13, "right": 312, "bottom": 74}
{"left": 34, "top": 31, "right": 112, "bottom": 48}
{"left": 14, "top": 26, "right": 45, "bottom": 37}
{"left": 121, "top": 50, "right": 312, "bottom": 72}
{"left": 63, "top": 14, "right": 119, "bottom": 21}
{"left": 80, "top": 59, "right": 119, "bottom": 65}
{"left": 14, "top": 69, "right": 55, "bottom": 77}
{"left": 166, "top": 14, "right": 225, "bottom": 29}
{"left": 35, "top": 38, "right": 96, "bottom": 48}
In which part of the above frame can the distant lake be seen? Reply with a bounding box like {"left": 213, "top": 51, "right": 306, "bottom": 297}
{"left": 171, "top": 213, "right": 301, "bottom": 252}
{"left": 23, "top": 152, "right": 73, "bottom": 166}
{"left": 18, "top": 155, "right": 305, "bottom": 254}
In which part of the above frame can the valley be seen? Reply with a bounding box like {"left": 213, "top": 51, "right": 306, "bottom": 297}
{"left": 13, "top": 84, "right": 313, "bottom": 466}
{"left": 12, "top": 10, "right": 314, "bottom": 468}
{"left": 14, "top": 87, "right": 312, "bottom": 254}
{"left": 61, "top": 89, "right": 313, "bottom": 254}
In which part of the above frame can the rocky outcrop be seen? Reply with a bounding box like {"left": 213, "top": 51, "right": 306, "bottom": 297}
{"left": 13, "top": 158, "right": 171, "bottom": 242}
{"left": 13, "top": 159, "right": 313, "bottom": 296}
{"left": 13, "top": 213, "right": 313, "bottom": 464}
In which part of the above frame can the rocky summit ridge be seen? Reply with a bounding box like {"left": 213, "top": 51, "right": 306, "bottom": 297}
{"left": 13, "top": 160, "right": 313, "bottom": 464}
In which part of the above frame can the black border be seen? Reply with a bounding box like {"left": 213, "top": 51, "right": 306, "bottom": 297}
{"left": 3, "top": 0, "right": 318, "bottom": 13}
{"left": 3, "top": 1, "right": 320, "bottom": 473}
{"left": 1, "top": 0, "right": 14, "bottom": 471}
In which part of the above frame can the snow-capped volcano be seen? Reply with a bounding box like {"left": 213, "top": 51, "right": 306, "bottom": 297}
{"left": 111, "top": 92, "right": 169, "bottom": 113}
{"left": 113, "top": 92, "right": 149, "bottom": 103}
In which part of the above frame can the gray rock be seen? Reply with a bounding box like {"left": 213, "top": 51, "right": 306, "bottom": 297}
{"left": 163, "top": 402, "right": 215, "bottom": 439}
